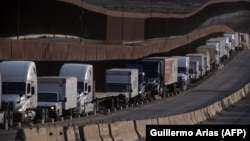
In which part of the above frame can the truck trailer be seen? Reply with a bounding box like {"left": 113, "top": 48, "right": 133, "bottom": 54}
{"left": 195, "top": 45, "right": 216, "bottom": 70}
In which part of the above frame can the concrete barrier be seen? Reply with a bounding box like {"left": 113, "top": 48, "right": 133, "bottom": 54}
{"left": 240, "top": 88, "right": 246, "bottom": 98}
{"left": 109, "top": 122, "right": 123, "bottom": 141}
{"left": 46, "top": 126, "right": 65, "bottom": 141}
{"left": 234, "top": 91, "right": 241, "bottom": 102}
{"left": 194, "top": 109, "right": 203, "bottom": 123}
{"left": 64, "top": 125, "right": 81, "bottom": 141}
{"left": 206, "top": 104, "right": 215, "bottom": 118}
{"left": 99, "top": 123, "right": 113, "bottom": 141}
{"left": 80, "top": 124, "right": 102, "bottom": 141}
{"left": 214, "top": 101, "right": 223, "bottom": 113}
{"left": 221, "top": 96, "right": 231, "bottom": 109}
{"left": 157, "top": 116, "right": 170, "bottom": 124}
{"left": 115, "top": 120, "right": 139, "bottom": 141}
{"left": 15, "top": 127, "right": 47, "bottom": 141}
{"left": 168, "top": 114, "right": 185, "bottom": 125}
{"left": 135, "top": 119, "right": 158, "bottom": 139}
{"left": 200, "top": 108, "right": 207, "bottom": 122}
{"left": 182, "top": 112, "right": 194, "bottom": 125}
{"left": 244, "top": 84, "right": 249, "bottom": 94}
{"left": 135, "top": 118, "right": 154, "bottom": 139}
{"left": 151, "top": 117, "right": 158, "bottom": 125}
{"left": 190, "top": 111, "right": 198, "bottom": 124}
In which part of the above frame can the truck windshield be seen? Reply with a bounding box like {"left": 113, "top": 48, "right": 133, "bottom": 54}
{"left": 141, "top": 62, "right": 159, "bottom": 78}
{"left": 178, "top": 67, "right": 187, "bottom": 73}
{"left": 38, "top": 92, "right": 58, "bottom": 102}
{"left": 106, "top": 84, "right": 129, "bottom": 92}
{"left": 77, "top": 82, "right": 84, "bottom": 94}
{"left": 139, "top": 73, "right": 146, "bottom": 84}
{"left": 2, "top": 82, "right": 26, "bottom": 95}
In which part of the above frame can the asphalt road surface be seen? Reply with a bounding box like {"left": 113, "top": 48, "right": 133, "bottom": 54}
{"left": 201, "top": 93, "right": 250, "bottom": 125}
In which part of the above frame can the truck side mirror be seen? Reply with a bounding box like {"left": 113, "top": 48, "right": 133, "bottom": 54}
{"left": 19, "top": 93, "right": 23, "bottom": 97}
{"left": 63, "top": 97, "right": 67, "bottom": 102}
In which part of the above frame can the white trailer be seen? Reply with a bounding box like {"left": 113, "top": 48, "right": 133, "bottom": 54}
{"left": 105, "top": 68, "right": 138, "bottom": 104}
{"left": 59, "top": 63, "right": 95, "bottom": 115}
{"left": 0, "top": 61, "right": 38, "bottom": 124}
{"left": 223, "top": 33, "right": 235, "bottom": 54}
{"left": 216, "top": 37, "right": 230, "bottom": 59}
{"left": 224, "top": 32, "right": 240, "bottom": 51}
{"left": 206, "top": 38, "right": 226, "bottom": 64}
{"left": 186, "top": 53, "right": 205, "bottom": 78}
{"left": 37, "top": 76, "right": 77, "bottom": 119}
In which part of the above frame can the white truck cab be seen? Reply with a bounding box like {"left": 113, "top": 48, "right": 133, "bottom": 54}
{"left": 59, "top": 63, "right": 95, "bottom": 115}
{"left": 0, "top": 61, "right": 37, "bottom": 123}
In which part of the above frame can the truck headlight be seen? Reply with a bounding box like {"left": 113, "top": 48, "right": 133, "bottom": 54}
{"left": 17, "top": 108, "right": 23, "bottom": 112}
{"left": 50, "top": 106, "right": 55, "bottom": 110}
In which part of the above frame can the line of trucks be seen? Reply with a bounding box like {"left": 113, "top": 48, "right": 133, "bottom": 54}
{"left": 0, "top": 31, "right": 248, "bottom": 127}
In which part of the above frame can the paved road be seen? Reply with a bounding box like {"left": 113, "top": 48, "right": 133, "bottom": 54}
{"left": 201, "top": 93, "right": 250, "bottom": 125}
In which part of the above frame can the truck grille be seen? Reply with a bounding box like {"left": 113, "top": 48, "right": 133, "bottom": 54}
{"left": 2, "top": 102, "right": 14, "bottom": 111}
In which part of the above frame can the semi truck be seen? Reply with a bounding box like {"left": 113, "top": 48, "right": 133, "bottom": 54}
{"left": 174, "top": 56, "right": 190, "bottom": 91}
{"left": 216, "top": 37, "right": 230, "bottom": 59}
{"left": 140, "top": 56, "right": 178, "bottom": 96}
{"left": 240, "top": 32, "right": 250, "bottom": 49}
{"left": 195, "top": 46, "right": 212, "bottom": 74}
{"left": 0, "top": 61, "right": 38, "bottom": 124}
{"left": 105, "top": 68, "right": 139, "bottom": 104}
{"left": 195, "top": 45, "right": 216, "bottom": 70}
{"left": 36, "top": 76, "right": 77, "bottom": 120}
{"left": 59, "top": 63, "right": 95, "bottom": 115}
{"left": 224, "top": 32, "right": 237, "bottom": 53}
{"left": 186, "top": 53, "right": 205, "bottom": 78}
